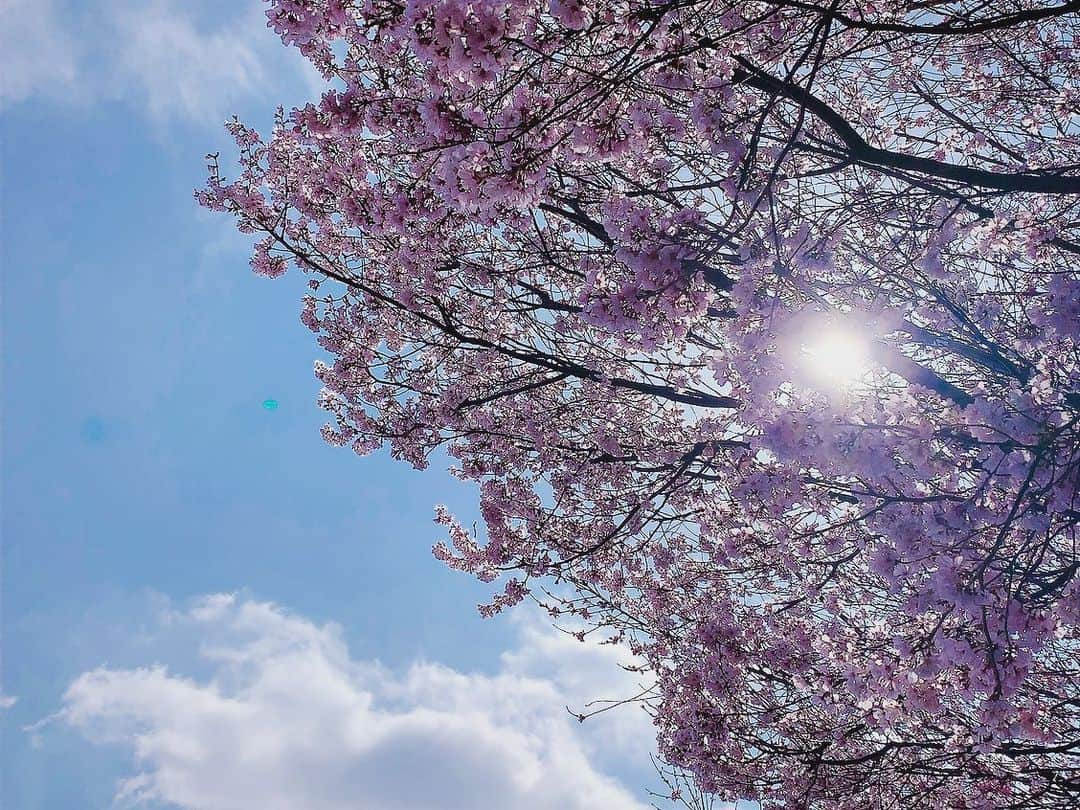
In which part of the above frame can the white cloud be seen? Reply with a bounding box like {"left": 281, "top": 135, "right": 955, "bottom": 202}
{"left": 0, "top": 0, "right": 78, "bottom": 106}
{"left": 104, "top": 1, "right": 270, "bottom": 126}
{"left": 0, "top": 0, "right": 323, "bottom": 125}
{"left": 500, "top": 614, "right": 658, "bottom": 759}
{"left": 53, "top": 594, "right": 655, "bottom": 810}
{"left": 0, "top": 692, "right": 17, "bottom": 710}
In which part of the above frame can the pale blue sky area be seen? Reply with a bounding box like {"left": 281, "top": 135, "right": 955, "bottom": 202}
{"left": 0, "top": 3, "right": 671, "bottom": 809}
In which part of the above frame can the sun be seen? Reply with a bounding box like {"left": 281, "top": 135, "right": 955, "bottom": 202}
{"left": 801, "top": 325, "right": 870, "bottom": 387}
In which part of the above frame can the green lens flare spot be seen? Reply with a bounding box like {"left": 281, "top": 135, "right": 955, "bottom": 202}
{"left": 262, "top": 399, "right": 279, "bottom": 410}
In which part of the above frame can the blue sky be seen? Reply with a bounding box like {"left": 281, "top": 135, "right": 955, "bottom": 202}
{"left": 0, "top": 2, "right": 678, "bottom": 808}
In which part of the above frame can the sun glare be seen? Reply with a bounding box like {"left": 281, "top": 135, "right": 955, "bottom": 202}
{"left": 801, "top": 325, "right": 870, "bottom": 387}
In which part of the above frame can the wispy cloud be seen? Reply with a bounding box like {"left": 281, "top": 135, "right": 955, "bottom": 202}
{"left": 0, "top": 0, "right": 78, "bottom": 106}
{"left": 0, "top": 0, "right": 322, "bottom": 125}
{"left": 105, "top": 1, "right": 270, "bottom": 126}
{"left": 51, "top": 594, "right": 655, "bottom": 810}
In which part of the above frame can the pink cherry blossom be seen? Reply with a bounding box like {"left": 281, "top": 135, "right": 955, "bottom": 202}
{"left": 202, "top": 2, "right": 1080, "bottom": 807}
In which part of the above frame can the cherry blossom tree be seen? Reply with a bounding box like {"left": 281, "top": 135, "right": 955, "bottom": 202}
{"left": 200, "top": 1, "right": 1080, "bottom": 807}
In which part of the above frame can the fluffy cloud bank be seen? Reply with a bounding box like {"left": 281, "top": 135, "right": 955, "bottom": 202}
{"left": 54, "top": 594, "right": 655, "bottom": 810}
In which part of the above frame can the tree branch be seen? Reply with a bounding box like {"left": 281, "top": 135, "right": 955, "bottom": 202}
{"left": 730, "top": 57, "right": 1080, "bottom": 195}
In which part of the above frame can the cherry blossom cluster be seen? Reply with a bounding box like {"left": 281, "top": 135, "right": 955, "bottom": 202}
{"left": 202, "top": 1, "right": 1080, "bottom": 806}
